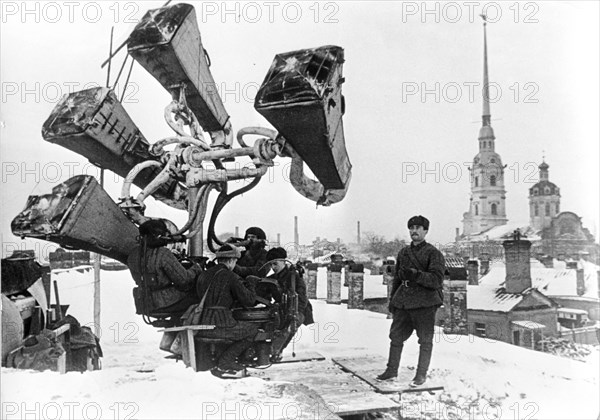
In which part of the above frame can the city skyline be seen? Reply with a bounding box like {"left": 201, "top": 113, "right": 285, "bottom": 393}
{"left": 1, "top": 1, "right": 598, "bottom": 258}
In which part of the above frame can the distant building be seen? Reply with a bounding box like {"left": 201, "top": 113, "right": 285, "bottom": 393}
{"left": 461, "top": 20, "right": 508, "bottom": 237}
{"left": 529, "top": 161, "right": 561, "bottom": 231}
{"left": 456, "top": 20, "right": 598, "bottom": 264}
{"left": 467, "top": 239, "right": 559, "bottom": 350}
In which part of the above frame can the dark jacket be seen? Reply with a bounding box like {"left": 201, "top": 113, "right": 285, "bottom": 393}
{"left": 234, "top": 247, "right": 268, "bottom": 278}
{"left": 196, "top": 264, "right": 257, "bottom": 328}
{"left": 267, "top": 266, "right": 314, "bottom": 325}
{"left": 127, "top": 246, "right": 201, "bottom": 312}
{"left": 390, "top": 241, "right": 445, "bottom": 310}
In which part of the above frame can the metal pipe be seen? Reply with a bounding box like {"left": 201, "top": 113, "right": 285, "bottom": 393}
{"left": 184, "top": 186, "right": 212, "bottom": 239}
{"left": 174, "top": 184, "right": 212, "bottom": 236}
{"left": 185, "top": 146, "right": 255, "bottom": 166}
{"left": 186, "top": 165, "right": 268, "bottom": 185}
{"left": 150, "top": 135, "right": 210, "bottom": 155}
{"left": 164, "top": 101, "right": 205, "bottom": 139}
{"left": 136, "top": 153, "right": 178, "bottom": 204}
{"left": 236, "top": 126, "right": 277, "bottom": 148}
{"left": 285, "top": 143, "right": 347, "bottom": 206}
{"left": 187, "top": 187, "right": 203, "bottom": 257}
{"left": 121, "top": 160, "right": 162, "bottom": 199}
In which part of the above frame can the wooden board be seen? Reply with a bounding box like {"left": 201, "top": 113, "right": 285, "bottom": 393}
{"left": 277, "top": 351, "right": 325, "bottom": 364}
{"left": 249, "top": 359, "right": 400, "bottom": 416}
{"left": 332, "top": 355, "right": 444, "bottom": 394}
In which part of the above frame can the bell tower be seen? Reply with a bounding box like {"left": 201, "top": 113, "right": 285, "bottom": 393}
{"left": 462, "top": 16, "right": 508, "bottom": 236}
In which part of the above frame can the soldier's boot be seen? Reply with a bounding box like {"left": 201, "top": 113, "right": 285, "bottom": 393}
{"left": 217, "top": 340, "right": 252, "bottom": 371}
{"left": 410, "top": 342, "right": 433, "bottom": 387}
{"left": 376, "top": 344, "right": 402, "bottom": 380}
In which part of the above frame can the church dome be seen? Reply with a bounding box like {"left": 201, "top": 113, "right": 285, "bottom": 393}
{"left": 530, "top": 180, "right": 560, "bottom": 196}
{"left": 478, "top": 125, "right": 495, "bottom": 140}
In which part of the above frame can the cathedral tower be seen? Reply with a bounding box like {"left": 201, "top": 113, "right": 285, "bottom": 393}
{"left": 529, "top": 159, "right": 560, "bottom": 231}
{"left": 462, "top": 17, "right": 508, "bottom": 236}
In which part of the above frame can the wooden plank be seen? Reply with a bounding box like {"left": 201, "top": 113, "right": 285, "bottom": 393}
{"left": 159, "top": 325, "right": 215, "bottom": 332}
{"left": 249, "top": 360, "right": 400, "bottom": 416}
{"left": 277, "top": 351, "right": 325, "bottom": 364}
{"left": 332, "top": 355, "right": 444, "bottom": 394}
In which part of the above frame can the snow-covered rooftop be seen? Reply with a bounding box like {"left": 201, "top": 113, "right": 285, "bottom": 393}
{"left": 478, "top": 258, "right": 599, "bottom": 299}
{"left": 462, "top": 221, "right": 541, "bottom": 242}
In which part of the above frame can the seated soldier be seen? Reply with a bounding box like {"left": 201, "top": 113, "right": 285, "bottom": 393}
{"left": 260, "top": 247, "right": 313, "bottom": 361}
{"left": 232, "top": 227, "right": 269, "bottom": 278}
{"left": 194, "top": 244, "right": 260, "bottom": 373}
{"left": 127, "top": 219, "right": 202, "bottom": 317}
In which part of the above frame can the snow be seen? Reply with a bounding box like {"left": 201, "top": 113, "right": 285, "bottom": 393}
{"left": 2, "top": 267, "right": 599, "bottom": 419}
{"left": 479, "top": 259, "right": 600, "bottom": 299}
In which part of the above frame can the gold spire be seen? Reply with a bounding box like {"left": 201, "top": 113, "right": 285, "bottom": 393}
{"left": 481, "top": 14, "right": 491, "bottom": 126}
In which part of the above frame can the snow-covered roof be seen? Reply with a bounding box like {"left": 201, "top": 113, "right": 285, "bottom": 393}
{"left": 512, "top": 320, "right": 546, "bottom": 329}
{"left": 558, "top": 308, "right": 588, "bottom": 315}
{"left": 462, "top": 221, "right": 541, "bottom": 242}
{"left": 467, "top": 284, "right": 526, "bottom": 311}
{"left": 478, "top": 258, "right": 599, "bottom": 299}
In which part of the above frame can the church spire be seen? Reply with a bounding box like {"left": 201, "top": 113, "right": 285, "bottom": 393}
{"left": 481, "top": 14, "right": 491, "bottom": 127}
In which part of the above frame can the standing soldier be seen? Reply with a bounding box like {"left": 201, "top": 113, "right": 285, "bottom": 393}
{"left": 377, "top": 215, "right": 445, "bottom": 387}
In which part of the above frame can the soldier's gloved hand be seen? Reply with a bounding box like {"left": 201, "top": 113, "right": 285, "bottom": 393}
{"left": 401, "top": 267, "right": 419, "bottom": 283}
{"left": 246, "top": 275, "right": 261, "bottom": 286}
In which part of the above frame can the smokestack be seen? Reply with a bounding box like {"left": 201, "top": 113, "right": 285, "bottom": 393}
{"left": 576, "top": 268, "right": 585, "bottom": 296}
{"left": 467, "top": 260, "right": 479, "bottom": 285}
{"left": 503, "top": 238, "right": 532, "bottom": 294}
{"left": 277, "top": 233, "right": 281, "bottom": 246}
{"left": 337, "top": 238, "right": 340, "bottom": 251}
{"left": 235, "top": 226, "right": 239, "bottom": 237}
{"left": 357, "top": 221, "right": 361, "bottom": 244}
{"left": 294, "top": 216, "right": 299, "bottom": 246}
{"left": 455, "top": 227, "right": 460, "bottom": 242}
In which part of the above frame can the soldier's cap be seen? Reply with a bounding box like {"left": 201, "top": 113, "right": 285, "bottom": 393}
{"left": 139, "top": 219, "right": 169, "bottom": 237}
{"left": 244, "top": 226, "right": 266, "bottom": 241}
{"left": 266, "top": 247, "right": 287, "bottom": 262}
{"left": 215, "top": 244, "right": 241, "bottom": 259}
{"left": 407, "top": 215, "right": 430, "bottom": 230}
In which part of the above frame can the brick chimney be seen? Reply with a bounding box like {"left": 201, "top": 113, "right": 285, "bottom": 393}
{"left": 467, "top": 260, "right": 479, "bottom": 285}
{"left": 576, "top": 268, "right": 585, "bottom": 296}
{"left": 480, "top": 259, "right": 490, "bottom": 275}
{"left": 540, "top": 255, "right": 554, "bottom": 268}
{"left": 503, "top": 239, "right": 532, "bottom": 294}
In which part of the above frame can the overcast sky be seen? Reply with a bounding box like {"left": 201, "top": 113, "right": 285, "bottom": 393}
{"left": 1, "top": 1, "right": 599, "bottom": 258}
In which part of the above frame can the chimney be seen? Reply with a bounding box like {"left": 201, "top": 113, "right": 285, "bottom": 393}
{"left": 294, "top": 216, "right": 299, "bottom": 246}
{"left": 455, "top": 227, "right": 460, "bottom": 242}
{"left": 235, "top": 226, "right": 239, "bottom": 237}
{"left": 576, "top": 268, "right": 585, "bottom": 296}
{"left": 357, "top": 221, "right": 361, "bottom": 244}
{"left": 277, "top": 233, "right": 281, "bottom": 246}
{"left": 566, "top": 261, "right": 578, "bottom": 269}
{"left": 480, "top": 259, "right": 490, "bottom": 275}
{"left": 541, "top": 255, "right": 554, "bottom": 268}
{"left": 467, "top": 260, "right": 479, "bottom": 285}
{"left": 503, "top": 239, "right": 532, "bottom": 294}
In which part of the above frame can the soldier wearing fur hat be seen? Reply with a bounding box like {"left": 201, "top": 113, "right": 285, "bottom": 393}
{"left": 127, "top": 219, "right": 202, "bottom": 316}
{"left": 377, "top": 215, "right": 445, "bottom": 387}
{"left": 260, "top": 247, "right": 313, "bottom": 361}
{"left": 233, "top": 226, "right": 269, "bottom": 278}
{"left": 194, "top": 244, "right": 260, "bottom": 373}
